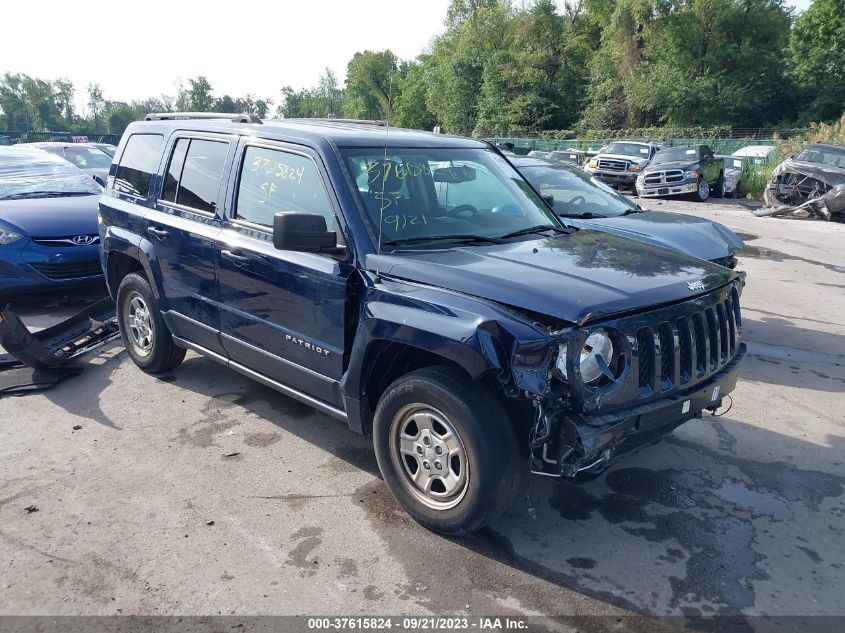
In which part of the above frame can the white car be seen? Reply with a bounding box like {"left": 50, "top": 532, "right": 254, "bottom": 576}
{"left": 731, "top": 145, "right": 775, "bottom": 164}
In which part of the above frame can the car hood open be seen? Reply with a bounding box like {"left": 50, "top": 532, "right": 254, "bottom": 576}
{"left": 569, "top": 211, "right": 744, "bottom": 262}
{"left": 372, "top": 229, "right": 736, "bottom": 325}
{"left": 0, "top": 194, "right": 100, "bottom": 237}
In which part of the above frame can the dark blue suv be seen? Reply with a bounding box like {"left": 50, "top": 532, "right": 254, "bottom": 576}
{"left": 99, "top": 114, "right": 746, "bottom": 534}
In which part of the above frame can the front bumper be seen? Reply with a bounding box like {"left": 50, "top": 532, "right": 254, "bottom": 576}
{"left": 0, "top": 239, "right": 103, "bottom": 297}
{"left": 538, "top": 343, "right": 745, "bottom": 478}
{"left": 587, "top": 169, "right": 639, "bottom": 186}
{"left": 636, "top": 178, "right": 698, "bottom": 198}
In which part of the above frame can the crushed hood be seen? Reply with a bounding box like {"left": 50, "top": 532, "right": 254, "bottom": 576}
{"left": 570, "top": 211, "right": 744, "bottom": 262}
{"left": 371, "top": 229, "right": 735, "bottom": 325}
{"left": 771, "top": 157, "right": 845, "bottom": 186}
{"left": 0, "top": 194, "right": 100, "bottom": 238}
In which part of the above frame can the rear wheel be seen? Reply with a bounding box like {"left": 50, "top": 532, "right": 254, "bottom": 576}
{"left": 117, "top": 273, "right": 186, "bottom": 373}
{"left": 373, "top": 367, "right": 523, "bottom": 535}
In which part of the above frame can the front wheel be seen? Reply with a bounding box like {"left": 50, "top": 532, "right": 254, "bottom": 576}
{"left": 694, "top": 177, "right": 710, "bottom": 202}
{"left": 373, "top": 367, "right": 523, "bottom": 535}
{"left": 116, "top": 273, "right": 186, "bottom": 373}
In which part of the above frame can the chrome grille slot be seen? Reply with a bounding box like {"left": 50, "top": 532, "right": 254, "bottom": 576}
{"left": 691, "top": 313, "right": 707, "bottom": 378}
{"left": 636, "top": 327, "right": 655, "bottom": 396}
{"left": 716, "top": 303, "right": 729, "bottom": 363}
{"left": 657, "top": 322, "right": 675, "bottom": 391}
{"left": 705, "top": 307, "right": 719, "bottom": 371}
{"left": 677, "top": 317, "right": 693, "bottom": 385}
{"left": 724, "top": 296, "right": 736, "bottom": 355}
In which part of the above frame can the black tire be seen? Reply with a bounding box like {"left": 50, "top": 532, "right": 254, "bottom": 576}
{"left": 713, "top": 172, "right": 725, "bottom": 198}
{"left": 116, "top": 272, "right": 186, "bottom": 373}
{"left": 693, "top": 176, "right": 710, "bottom": 202}
{"left": 373, "top": 366, "right": 523, "bottom": 535}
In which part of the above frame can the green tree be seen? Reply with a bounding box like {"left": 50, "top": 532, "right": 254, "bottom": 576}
{"left": 393, "top": 59, "right": 437, "bottom": 130}
{"left": 789, "top": 0, "right": 845, "bottom": 122}
{"left": 343, "top": 50, "right": 399, "bottom": 120}
{"left": 87, "top": 83, "right": 105, "bottom": 132}
{"left": 626, "top": 0, "right": 792, "bottom": 127}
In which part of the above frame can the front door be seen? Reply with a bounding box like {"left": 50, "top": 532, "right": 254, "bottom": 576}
{"left": 146, "top": 134, "right": 234, "bottom": 354}
{"left": 216, "top": 141, "right": 353, "bottom": 409}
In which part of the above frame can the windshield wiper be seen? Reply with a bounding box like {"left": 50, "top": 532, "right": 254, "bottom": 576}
{"left": 559, "top": 212, "right": 609, "bottom": 219}
{"left": 383, "top": 234, "right": 506, "bottom": 247}
{"left": 621, "top": 207, "right": 643, "bottom": 215}
{"left": 499, "top": 224, "right": 569, "bottom": 239}
{"left": 0, "top": 191, "right": 94, "bottom": 200}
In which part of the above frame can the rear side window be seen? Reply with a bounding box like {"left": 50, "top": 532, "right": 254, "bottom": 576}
{"left": 113, "top": 134, "right": 164, "bottom": 198}
{"left": 160, "top": 138, "right": 229, "bottom": 214}
{"left": 235, "top": 146, "right": 335, "bottom": 230}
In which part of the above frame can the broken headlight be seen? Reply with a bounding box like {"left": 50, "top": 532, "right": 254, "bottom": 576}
{"left": 0, "top": 227, "right": 23, "bottom": 245}
{"left": 556, "top": 330, "right": 616, "bottom": 385}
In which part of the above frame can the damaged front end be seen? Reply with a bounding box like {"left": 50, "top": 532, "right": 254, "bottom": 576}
{"left": 511, "top": 282, "right": 746, "bottom": 479}
{"left": 759, "top": 149, "right": 845, "bottom": 222}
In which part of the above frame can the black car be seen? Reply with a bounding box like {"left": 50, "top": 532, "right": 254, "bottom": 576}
{"left": 637, "top": 145, "right": 725, "bottom": 201}
{"left": 512, "top": 156, "right": 743, "bottom": 267}
{"left": 100, "top": 113, "right": 745, "bottom": 534}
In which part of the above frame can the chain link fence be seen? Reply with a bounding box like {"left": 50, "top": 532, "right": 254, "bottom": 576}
{"left": 0, "top": 131, "right": 120, "bottom": 146}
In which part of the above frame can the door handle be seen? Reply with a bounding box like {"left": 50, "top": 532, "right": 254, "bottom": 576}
{"left": 221, "top": 249, "right": 249, "bottom": 264}
{"left": 147, "top": 226, "right": 169, "bottom": 240}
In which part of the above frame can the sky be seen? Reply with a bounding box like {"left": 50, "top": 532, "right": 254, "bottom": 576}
{"left": 0, "top": 0, "right": 814, "bottom": 116}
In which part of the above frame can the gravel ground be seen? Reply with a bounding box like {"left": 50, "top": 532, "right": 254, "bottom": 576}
{"left": 1, "top": 197, "right": 843, "bottom": 627}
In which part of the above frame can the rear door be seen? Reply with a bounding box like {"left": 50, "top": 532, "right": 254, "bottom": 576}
{"left": 216, "top": 140, "right": 353, "bottom": 409}
{"left": 144, "top": 133, "right": 235, "bottom": 354}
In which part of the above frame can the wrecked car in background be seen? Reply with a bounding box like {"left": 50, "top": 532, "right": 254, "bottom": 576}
{"left": 512, "top": 156, "right": 743, "bottom": 268}
{"left": 761, "top": 143, "right": 845, "bottom": 221}
{"left": 87, "top": 114, "right": 747, "bottom": 535}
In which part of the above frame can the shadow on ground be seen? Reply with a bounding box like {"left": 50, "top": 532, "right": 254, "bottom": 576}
{"left": 48, "top": 352, "right": 842, "bottom": 627}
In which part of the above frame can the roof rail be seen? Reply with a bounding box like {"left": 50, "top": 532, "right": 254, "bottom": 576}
{"left": 144, "top": 112, "right": 263, "bottom": 124}
{"left": 284, "top": 117, "right": 387, "bottom": 127}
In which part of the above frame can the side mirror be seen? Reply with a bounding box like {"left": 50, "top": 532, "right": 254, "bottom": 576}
{"left": 541, "top": 193, "right": 554, "bottom": 209}
{"left": 273, "top": 212, "right": 342, "bottom": 255}
{"left": 93, "top": 174, "right": 105, "bottom": 187}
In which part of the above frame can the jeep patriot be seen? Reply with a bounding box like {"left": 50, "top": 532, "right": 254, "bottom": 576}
{"left": 99, "top": 114, "right": 746, "bottom": 534}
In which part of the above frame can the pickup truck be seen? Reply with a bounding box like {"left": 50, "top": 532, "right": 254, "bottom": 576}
{"left": 584, "top": 141, "right": 660, "bottom": 189}
{"left": 99, "top": 114, "right": 746, "bottom": 534}
{"left": 636, "top": 145, "right": 725, "bottom": 201}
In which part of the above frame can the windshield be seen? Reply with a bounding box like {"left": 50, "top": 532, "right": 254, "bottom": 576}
{"left": 520, "top": 163, "right": 637, "bottom": 218}
{"left": 604, "top": 142, "right": 651, "bottom": 158}
{"left": 796, "top": 145, "right": 845, "bottom": 168}
{"left": 0, "top": 150, "right": 102, "bottom": 199}
{"left": 725, "top": 158, "right": 744, "bottom": 170}
{"left": 340, "top": 148, "right": 561, "bottom": 248}
{"left": 62, "top": 146, "right": 113, "bottom": 169}
{"left": 653, "top": 147, "right": 699, "bottom": 164}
